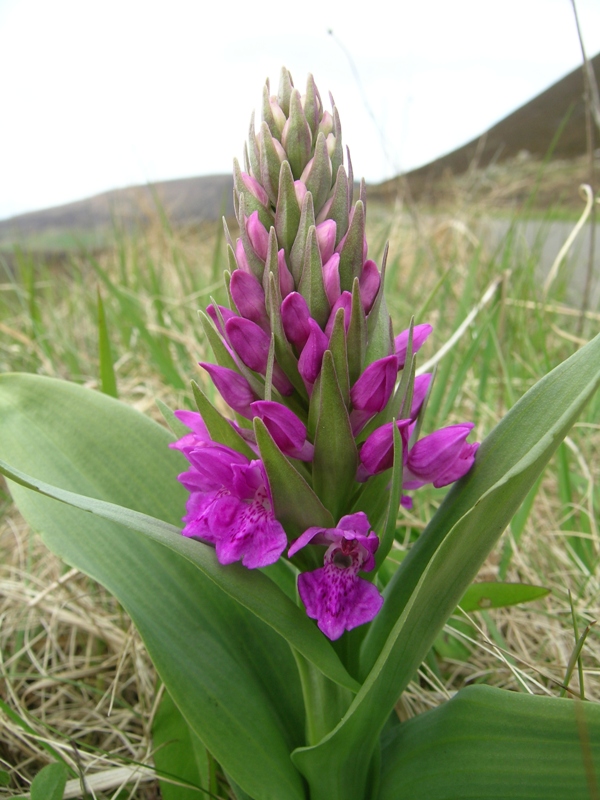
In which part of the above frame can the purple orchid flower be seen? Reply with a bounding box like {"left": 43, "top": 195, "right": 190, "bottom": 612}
{"left": 358, "top": 418, "right": 479, "bottom": 491}
{"left": 175, "top": 437, "right": 287, "bottom": 569}
{"left": 402, "top": 423, "right": 479, "bottom": 489}
{"left": 288, "top": 512, "right": 383, "bottom": 640}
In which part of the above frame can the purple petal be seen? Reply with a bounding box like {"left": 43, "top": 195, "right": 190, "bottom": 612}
{"left": 251, "top": 400, "right": 314, "bottom": 461}
{"left": 359, "top": 260, "right": 380, "bottom": 314}
{"left": 350, "top": 355, "right": 398, "bottom": 413}
{"left": 359, "top": 419, "right": 412, "bottom": 477}
{"left": 217, "top": 489, "right": 288, "bottom": 568}
{"left": 181, "top": 489, "right": 244, "bottom": 542}
{"left": 235, "top": 238, "right": 251, "bottom": 272}
{"left": 316, "top": 220, "right": 337, "bottom": 264}
{"left": 325, "top": 291, "right": 352, "bottom": 338}
{"left": 170, "top": 410, "right": 211, "bottom": 454}
{"left": 226, "top": 317, "right": 270, "bottom": 373}
{"left": 230, "top": 270, "right": 270, "bottom": 331}
{"left": 298, "top": 318, "right": 329, "bottom": 386}
{"left": 431, "top": 441, "right": 479, "bottom": 488}
{"left": 294, "top": 180, "right": 308, "bottom": 205}
{"left": 241, "top": 172, "right": 269, "bottom": 206}
{"left": 281, "top": 292, "right": 311, "bottom": 351}
{"left": 225, "top": 317, "right": 293, "bottom": 395}
{"left": 288, "top": 526, "right": 328, "bottom": 557}
{"left": 323, "top": 253, "right": 341, "bottom": 306}
{"left": 173, "top": 409, "right": 208, "bottom": 436}
{"left": 298, "top": 564, "right": 383, "bottom": 640}
{"left": 395, "top": 323, "right": 433, "bottom": 368}
{"left": 411, "top": 373, "right": 432, "bottom": 419}
{"left": 404, "top": 423, "right": 476, "bottom": 489}
{"left": 184, "top": 444, "right": 249, "bottom": 491}
{"left": 206, "top": 304, "right": 236, "bottom": 336}
{"left": 337, "top": 511, "right": 372, "bottom": 538}
{"left": 246, "top": 211, "right": 269, "bottom": 261}
{"left": 200, "top": 362, "right": 256, "bottom": 419}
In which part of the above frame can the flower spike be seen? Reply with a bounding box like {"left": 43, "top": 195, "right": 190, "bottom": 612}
{"left": 171, "top": 69, "right": 478, "bottom": 645}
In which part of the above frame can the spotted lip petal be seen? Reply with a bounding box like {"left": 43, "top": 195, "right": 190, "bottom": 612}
{"left": 289, "top": 512, "right": 383, "bottom": 640}
{"left": 298, "top": 564, "right": 383, "bottom": 640}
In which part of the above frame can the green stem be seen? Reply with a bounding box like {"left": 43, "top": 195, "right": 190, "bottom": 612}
{"left": 293, "top": 650, "right": 355, "bottom": 746}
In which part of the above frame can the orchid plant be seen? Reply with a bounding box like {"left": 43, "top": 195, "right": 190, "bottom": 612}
{"left": 2, "top": 68, "right": 600, "bottom": 800}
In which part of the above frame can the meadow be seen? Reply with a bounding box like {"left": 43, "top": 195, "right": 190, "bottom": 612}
{"left": 1, "top": 166, "right": 599, "bottom": 798}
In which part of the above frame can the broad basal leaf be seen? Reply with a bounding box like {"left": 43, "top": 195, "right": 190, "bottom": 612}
{"left": 0, "top": 374, "right": 306, "bottom": 800}
{"left": 379, "top": 685, "right": 600, "bottom": 800}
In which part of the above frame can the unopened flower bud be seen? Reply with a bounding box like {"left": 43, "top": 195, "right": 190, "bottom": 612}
{"left": 199, "top": 362, "right": 256, "bottom": 419}
{"left": 230, "top": 270, "right": 270, "bottom": 331}
{"left": 298, "top": 318, "right": 328, "bottom": 387}
{"left": 281, "top": 292, "right": 311, "bottom": 350}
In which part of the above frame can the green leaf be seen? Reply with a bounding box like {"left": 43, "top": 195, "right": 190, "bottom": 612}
{"left": 30, "top": 762, "right": 68, "bottom": 800}
{"left": 312, "top": 352, "right": 358, "bottom": 520}
{"left": 290, "top": 191, "right": 316, "bottom": 283}
{"left": 97, "top": 287, "right": 118, "bottom": 398}
{"left": 153, "top": 689, "right": 209, "bottom": 798}
{"left": 328, "top": 308, "right": 350, "bottom": 406}
{"left": 156, "top": 397, "right": 192, "bottom": 438}
{"left": 254, "top": 416, "right": 334, "bottom": 537}
{"left": 275, "top": 160, "right": 301, "bottom": 254}
{"left": 0, "top": 453, "right": 358, "bottom": 696}
{"left": 292, "top": 332, "right": 600, "bottom": 800}
{"left": 0, "top": 374, "right": 306, "bottom": 800}
{"left": 459, "top": 581, "right": 550, "bottom": 612}
{"left": 379, "top": 685, "right": 600, "bottom": 799}
{"left": 365, "top": 246, "right": 393, "bottom": 367}
{"left": 338, "top": 201, "right": 365, "bottom": 293}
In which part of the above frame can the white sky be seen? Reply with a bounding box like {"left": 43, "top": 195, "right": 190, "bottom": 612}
{"left": 1, "top": 0, "right": 599, "bottom": 221}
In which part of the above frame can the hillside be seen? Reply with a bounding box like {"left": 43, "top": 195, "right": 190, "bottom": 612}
{"left": 0, "top": 175, "right": 234, "bottom": 249}
{"left": 372, "top": 52, "right": 599, "bottom": 206}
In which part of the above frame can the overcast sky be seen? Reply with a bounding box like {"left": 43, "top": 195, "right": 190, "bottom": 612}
{"left": 1, "top": 0, "right": 599, "bottom": 221}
